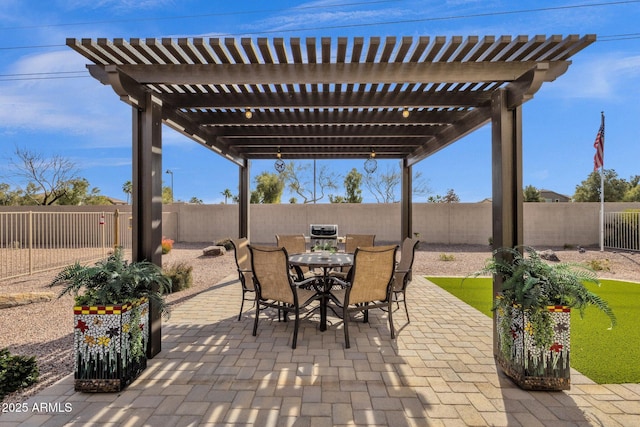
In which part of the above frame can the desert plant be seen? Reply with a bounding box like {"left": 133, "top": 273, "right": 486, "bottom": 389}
{"left": 439, "top": 253, "right": 455, "bottom": 261}
{"left": 0, "top": 348, "right": 39, "bottom": 400}
{"left": 49, "top": 248, "right": 172, "bottom": 317}
{"left": 164, "top": 262, "right": 194, "bottom": 292}
{"left": 215, "top": 238, "right": 234, "bottom": 251}
{"left": 161, "top": 237, "right": 174, "bottom": 254}
{"left": 585, "top": 259, "right": 611, "bottom": 272}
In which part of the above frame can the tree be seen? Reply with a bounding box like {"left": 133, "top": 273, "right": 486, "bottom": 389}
{"left": 623, "top": 175, "right": 640, "bottom": 202}
{"left": 122, "top": 180, "right": 132, "bottom": 204}
{"left": 427, "top": 189, "right": 460, "bottom": 203}
{"left": 189, "top": 197, "right": 203, "bottom": 204}
{"left": 280, "top": 161, "right": 339, "bottom": 204}
{"left": 7, "top": 147, "right": 79, "bottom": 205}
{"left": 56, "top": 178, "right": 109, "bottom": 205}
{"left": 364, "top": 164, "right": 430, "bottom": 203}
{"left": 0, "top": 183, "right": 24, "bottom": 205}
{"left": 330, "top": 168, "right": 363, "bottom": 203}
{"left": 523, "top": 185, "right": 542, "bottom": 202}
{"left": 221, "top": 188, "right": 233, "bottom": 204}
{"left": 251, "top": 172, "right": 284, "bottom": 204}
{"left": 573, "top": 169, "right": 629, "bottom": 202}
{"left": 162, "top": 186, "right": 173, "bottom": 204}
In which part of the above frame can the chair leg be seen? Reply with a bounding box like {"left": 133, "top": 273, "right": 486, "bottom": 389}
{"left": 403, "top": 294, "right": 410, "bottom": 324}
{"left": 253, "top": 304, "right": 260, "bottom": 336}
{"left": 388, "top": 300, "right": 395, "bottom": 339}
{"left": 238, "top": 291, "right": 246, "bottom": 321}
{"left": 342, "top": 306, "right": 351, "bottom": 349}
{"left": 292, "top": 310, "right": 299, "bottom": 349}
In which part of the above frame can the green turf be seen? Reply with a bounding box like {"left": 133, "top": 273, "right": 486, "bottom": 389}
{"left": 427, "top": 276, "right": 640, "bottom": 384}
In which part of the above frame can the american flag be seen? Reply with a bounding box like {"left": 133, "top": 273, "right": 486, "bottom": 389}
{"left": 593, "top": 112, "right": 605, "bottom": 171}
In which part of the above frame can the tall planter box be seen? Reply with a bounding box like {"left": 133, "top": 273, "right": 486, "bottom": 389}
{"left": 497, "top": 305, "right": 571, "bottom": 391}
{"left": 73, "top": 298, "right": 149, "bottom": 392}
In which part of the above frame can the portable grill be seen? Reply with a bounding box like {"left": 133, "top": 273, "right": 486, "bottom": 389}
{"left": 309, "top": 224, "right": 338, "bottom": 249}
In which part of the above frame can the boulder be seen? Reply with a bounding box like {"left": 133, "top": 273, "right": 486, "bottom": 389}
{"left": 540, "top": 249, "right": 560, "bottom": 262}
{"left": 0, "top": 292, "right": 56, "bottom": 309}
{"left": 202, "top": 245, "right": 226, "bottom": 257}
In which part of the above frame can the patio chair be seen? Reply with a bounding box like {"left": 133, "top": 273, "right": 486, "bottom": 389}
{"left": 249, "top": 245, "right": 320, "bottom": 349}
{"left": 328, "top": 244, "right": 398, "bottom": 349}
{"left": 230, "top": 237, "right": 255, "bottom": 321}
{"left": 331, "top": 234, "right": 376, "bottom": 278}
{"left": 276, "top": 234, "right": 314, "bottom": 280}
{"left": 391, "top": 237, "right": 420, "bottom": 323}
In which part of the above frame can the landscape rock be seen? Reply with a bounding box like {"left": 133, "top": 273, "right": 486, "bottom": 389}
{"left": 0, "top": 292, "right": 56, "bottom": 309}
{"left": 539, "top": 249, "right": 560, "bottom": 262}
{"left": 202, "top": 245, "right": 226, "bottom": 257}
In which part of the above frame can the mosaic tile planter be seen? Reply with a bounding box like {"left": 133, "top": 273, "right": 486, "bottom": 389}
{"left": 73, "top": 298, "right": 149, "bottom": 392}
{"left": 497, "top": 305, "right": 571, "bottom": 391}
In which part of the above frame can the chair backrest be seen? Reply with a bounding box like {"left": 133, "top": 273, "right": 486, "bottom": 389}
{"left": 276, "top": 234, "right": 307, "bottom": 254}
{"left": 348, "top": 245, "right": 398, "bottom": 305}
{"left": 394, "top": 238, "right": 420, "bottom": 291}
{"left": 345, "top": 234, "right": 375, "bottom": 253}
{"left": 231, "top": 237, "right": 254, "bottom": 291}
{"left": 249, "top": 245, "right": 295, "bottom": 305}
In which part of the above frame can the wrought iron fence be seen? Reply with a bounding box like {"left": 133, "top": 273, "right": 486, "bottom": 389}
{"left": 604, "top": 211, "right": 640, "bottom": 252}
{"left": 0, "top": 210, "right": 132, "bottom": 281}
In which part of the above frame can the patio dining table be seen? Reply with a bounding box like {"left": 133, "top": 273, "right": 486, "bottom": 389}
{"left": 288, "top": 252, "right": 353, "bottom": 331}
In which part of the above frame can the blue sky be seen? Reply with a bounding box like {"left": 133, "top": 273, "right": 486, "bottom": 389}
{"left": 1, "top": 0, "right": 639, "bottom": 203}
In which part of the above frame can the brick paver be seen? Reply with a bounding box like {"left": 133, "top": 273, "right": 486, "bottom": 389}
{"left": 2, "top": 275, "right": 639, "bottom": 426}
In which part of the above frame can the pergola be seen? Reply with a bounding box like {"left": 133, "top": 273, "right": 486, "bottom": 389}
{"left": 68, "top": 34, "right": 595, "bottom": 357}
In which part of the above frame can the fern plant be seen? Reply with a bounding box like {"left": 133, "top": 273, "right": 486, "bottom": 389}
{"left": 49, "top": 248, "right": 172, "bottom": 318}
{"left": 472, "top": 246, "right": 616, "bottom": 352}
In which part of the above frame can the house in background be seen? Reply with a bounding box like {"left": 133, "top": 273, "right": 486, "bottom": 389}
{"left": 539, "top": 189, "right": 571, "bottom": 203}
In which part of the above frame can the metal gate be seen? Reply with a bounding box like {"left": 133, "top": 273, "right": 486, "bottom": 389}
{"left": 604, "top": 211, "right": 640, "bottom": 252}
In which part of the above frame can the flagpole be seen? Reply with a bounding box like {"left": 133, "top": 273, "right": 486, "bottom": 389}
{"left": 599, "top": 162, "right": 604, "bottom": 251}
{"left": 598, "top": 111, "right": 605, "bottom": 252}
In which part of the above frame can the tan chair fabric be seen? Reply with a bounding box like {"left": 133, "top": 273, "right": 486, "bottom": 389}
{"left": 329, "top": 244, "right": 398, "bottom": 348}
{"left": 230, "top": 237, "right": 255, "bottom": 321}
{"left": 276, "top": 234, "right": 307, "bottom": 254}
{"left": 344, "top": 234, "right": 375, "bottom": 253}
{"left": 276, "top": 234, "right": 313, "bottom": 278}
{"left": 248, "top": 245, "right": 319, "bottom": 349}
{"left": 391, "top": 238, "right": 420, "bottom": 323}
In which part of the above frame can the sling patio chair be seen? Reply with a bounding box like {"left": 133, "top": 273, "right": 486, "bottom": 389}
{"left": 248, "top": 245, "right": 320, "bottom": 349}
{"left": 390, "top": 237, "right": 420, "bottom": 323}
{"left": 276, "top": 234, "right": 315, "bottom": 281}
{"left": 230, "top": 237, "right": 255, "bottom": 321}
{"left": 328, "top": 244, "right": 398, "bottom": 349}
{"left": 330, "top": 234, "right": 376, "bottom": 278}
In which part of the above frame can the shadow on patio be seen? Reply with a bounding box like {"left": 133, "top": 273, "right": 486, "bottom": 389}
{"left": 2, "top": 275, "right": 636, "bottom": 426}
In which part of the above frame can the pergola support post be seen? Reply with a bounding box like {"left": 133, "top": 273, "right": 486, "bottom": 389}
{"left": 239, "top": 161, "right": 250, "bottom": 239}
{"left": 491, "top": 88, "right": 524, "bottom": 355}
{"left": 401, "top": 161, "right": 413, "bottom": 241}
{"left": 132, "top": 92, "right": 164, "bottom": 359}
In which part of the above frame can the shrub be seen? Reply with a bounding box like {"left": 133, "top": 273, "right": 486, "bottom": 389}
{"left": 215, "top": 238, "right": 234, "bottom": 251}
{"left": 161, "top": 237, "right": 175, "bottom": 254}
{"left": 164, "top": 262, "right": 193, "bottom": 293}
{"left": 0, "top": 348, "right": 39, "bottom": 400}
{"left": 439, "top": 253, "right": 455, "bottom": 261}
{"left": 585, "top": 259, "right": 611, "bottom": 272}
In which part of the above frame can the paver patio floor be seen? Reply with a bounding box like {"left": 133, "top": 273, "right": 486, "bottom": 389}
{"left": 2, "top": 275, "right": 639, "bottom": 426}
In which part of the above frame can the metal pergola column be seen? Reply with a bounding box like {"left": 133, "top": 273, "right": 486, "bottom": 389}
{"left": 132, "top": 92, "right": 164, "bottom": 358}
{"left": 490, "top": 88, "right": 524, "bottom": 355}
{"left": 401, "top": 161, "right": 413, "bottom": 241}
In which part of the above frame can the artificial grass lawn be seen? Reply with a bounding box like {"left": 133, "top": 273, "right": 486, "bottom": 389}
{"left": 427, "top": 277, "right": 640, "bottom": 384}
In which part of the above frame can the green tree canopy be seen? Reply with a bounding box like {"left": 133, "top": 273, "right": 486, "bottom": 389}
{"left": 330, "top": 168, "right": 363, "bottom": 203}
{"left": 573, "top": 169, "right": 630, "bottom": 202}
{"left": 251, "top": 172, "right": 284, "bottom": 204}
{"left": 427, "top": 189, "right": 460, "bottom": 203}
{"left": 523, "top": 185, "right": 542, "bottom": 202}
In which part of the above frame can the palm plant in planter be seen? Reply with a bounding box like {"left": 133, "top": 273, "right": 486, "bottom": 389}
{"left": 50, "top": 248, "right": 171, "bottom": 392}
{"left": 473, "top": 246, "right": 616, "bottom": 391}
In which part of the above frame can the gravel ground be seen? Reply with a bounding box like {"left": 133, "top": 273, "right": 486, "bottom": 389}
{"left": 1, "top": 242, "right": 638, "bottom": 403}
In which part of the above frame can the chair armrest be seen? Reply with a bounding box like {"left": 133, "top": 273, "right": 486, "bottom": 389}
{"left": 395, "top": 268, "right": 410, "bottom": 274}
{"left": 294, "top": 276, "right": 319, "bottom": 288}
{"left": 327, "top": 276, "right": 350, "bottom": 288}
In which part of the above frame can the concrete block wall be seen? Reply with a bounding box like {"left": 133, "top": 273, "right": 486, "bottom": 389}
{"left": 3, "top": 202, "right": 639, "bottom": 248}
